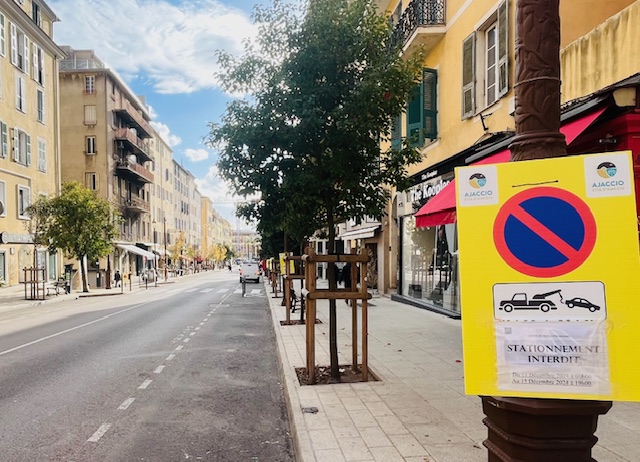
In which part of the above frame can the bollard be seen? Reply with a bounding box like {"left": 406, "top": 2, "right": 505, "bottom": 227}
{"left": 242, "top": 278, "right": 246, "bottom": 297}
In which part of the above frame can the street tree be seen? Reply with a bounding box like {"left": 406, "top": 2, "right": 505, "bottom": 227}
{"left": 27, "top": 182, "right": 121, "bottom": 292}
{"left": 209, "top": 0, "right": 423, "bottom": 379}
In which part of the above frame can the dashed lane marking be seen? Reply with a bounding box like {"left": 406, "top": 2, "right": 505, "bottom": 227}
{"left": 189, "top": 332, "right": 196, "bottom": 337}
{"left": 216, "top": 289, "right": 228, "bottom": 293}
{"left": 175, "top": 345, "right": 184, "bottom": 351}
{"left": 118, "top": 398, "right": 135, "bottom": 410}
{"left": 154, "top": 365, "right": 165, "bottom": 374}
{"left": 138, "top": 379, "right": 153, "bottom": 389}
{"left": 200, "top": 289, "right": 213, "bottom": 293}
{"left": 183, "top": 338, "right": 190, "bottom": 343}
{"left": 87, "top": 423, "right": 111, "bottom": 442}
{"left": 166, "top": 354, "right": 175, "bottom": 361}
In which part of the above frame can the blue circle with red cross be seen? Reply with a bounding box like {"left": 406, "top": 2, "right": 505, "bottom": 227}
{"left": 493, "top": 187, "right": 597, "bottom": 278}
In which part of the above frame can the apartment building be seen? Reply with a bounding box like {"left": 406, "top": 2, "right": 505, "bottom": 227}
{"left": 377, "top": 0, "right": 637, "bottom": 316}
{"left": 0, "top": 0, "right": 64, "bottom": 286}
{"left": 149, "top": 130, "right": 173, "bottom": 273}
{"left": 172, "top": 159, "right": 197, "bottom": 268}
{"left": 59, "top": 46, "right": 156, "bottom": 284}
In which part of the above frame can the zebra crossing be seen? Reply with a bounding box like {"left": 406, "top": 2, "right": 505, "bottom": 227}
{"left": 163, "top": 286, "right": 263, "bottom": 296}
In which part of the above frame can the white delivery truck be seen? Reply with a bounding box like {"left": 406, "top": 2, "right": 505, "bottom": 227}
{"left": 240, "top": 261, "right": 261, "bottom": 283}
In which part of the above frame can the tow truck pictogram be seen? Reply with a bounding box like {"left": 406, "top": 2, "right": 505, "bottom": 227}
{"left": 499, "top": 289, "right": 563, "bottom": 313}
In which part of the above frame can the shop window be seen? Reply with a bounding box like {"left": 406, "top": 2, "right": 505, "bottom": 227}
{"left": 462, "top": 0, "right": 509, "bottom": 118}
{"left": 406, "top": 68, "right": 438, "bottom": 147}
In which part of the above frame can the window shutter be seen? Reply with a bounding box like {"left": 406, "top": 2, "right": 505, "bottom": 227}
{"left": 26, "top": 134, "right": 31, "bottom": 166}
{"left": 12, "top": 128, "right": 18, "bottom": 161}
{"left": 462, "top": 33, "right": 476, "bottom": 118}
{"left": 0, "top": 15, "right": 6, "bottom": 56}
{"left": 497, "top": 0, "right": 509, "bottom": 97}
{"left": 0, "top": 122, "right": 6, "bottom": 158}
{"left": 10, "top": 24, "right": 16, "bottom": 65}
{"left": 23, "top": 35, "right": 29, "bottom": 74}
{"left": 422, "top": 68, "right": 437, "bottom": 140}
{"left": 32, "top": 44, "right": 38, "bottom": 81}
{"left": 406, "top": 83, "right": 423, "bottom": 147}
{"left": 391, "top": 116, "right": 402, "bottom": 150}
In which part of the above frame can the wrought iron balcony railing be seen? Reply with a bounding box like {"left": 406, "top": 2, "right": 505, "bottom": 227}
{"left": 391, "top": 0, "right": 446, "bottom": 50}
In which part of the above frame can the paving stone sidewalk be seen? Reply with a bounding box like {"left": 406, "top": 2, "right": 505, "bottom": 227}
{"left": 266, "top": 286, "right": 640, "bottom": 462}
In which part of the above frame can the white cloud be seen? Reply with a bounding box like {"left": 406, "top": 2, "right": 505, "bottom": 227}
{"left": 150, "top": 121, "right": 182, "bottom": 147}
{"left": 50, "top": 0, "right": 257, "bottom": 94}
{"left": 184, "top": 148, "right": 209, "bottom": 162}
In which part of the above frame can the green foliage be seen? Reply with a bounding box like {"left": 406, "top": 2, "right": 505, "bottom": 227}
{"left": 27, "top": 182, "right": 121, "bottom": 261}
{"left": 209, "top": 0, "right": 423, "bottom": 246}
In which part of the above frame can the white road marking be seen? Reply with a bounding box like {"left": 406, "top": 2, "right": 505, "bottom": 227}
{"left": 251, "top": 289, "right": 261, "bottom": 294}
{"left": 234, "top": 289, "right": 242, "bottom": 294}
{"left": 202, "top": 319, "right": 208, "bottom": 322}
{"left": 138, "top": 379, "right": 153, "bottom": 389}
{"left": 199, "top": 322, "right": 204, "bottom": 326}
{"left": 200, "top": 289, "right": 213, "bottom": 293}
{"left": 183, "top": 338, "right": 190, "bottom": 343}
{"left": 165, "top": 289, "right": 182, "bottom": 294}
{"left": 184, "top": 288, "right": 198, "bottom": 293}
{"left": 118, "top": 398, "right": 135, "bottom": 410}
{"left": 0, "top": 305, "right": 142, "bottom": 357}
{"left": 195, "top": 327, "right": 200, "bottom": 331}
{"left": 189, "top": 332, "right": 196, "bottom": 336}
{"left": 175, "top": 345, "right": 184, "bottom": 351}
{"left": 87, "top": 423, "right": 111, "bottom": 442}
{"left": 216, "top": 289, "right": 228, "bottom": 293}
{"left": 166, "top": 354, "right": 176, "bottom": 361}
{"left": 154, "top": 365, "right": 165, "bottom": 373}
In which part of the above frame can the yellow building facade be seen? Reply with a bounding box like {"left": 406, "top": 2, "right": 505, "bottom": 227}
{"left": 0, "top": 0, "right": 64, "bottom": 286}
{"left": 377, "top": 0, "right": 636, "bottom": 316}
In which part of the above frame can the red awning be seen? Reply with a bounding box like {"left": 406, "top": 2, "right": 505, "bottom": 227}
{"left": 414, "top": 108, "right": 605, "bottom": 228}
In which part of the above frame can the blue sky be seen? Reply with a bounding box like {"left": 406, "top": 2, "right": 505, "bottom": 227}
{"left": 49, "top": 0, "right": 274, "bottom": 227}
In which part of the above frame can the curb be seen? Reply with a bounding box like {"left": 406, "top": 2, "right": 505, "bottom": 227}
{"left": 266, "top": 282, "right": 315, "bottom": 462}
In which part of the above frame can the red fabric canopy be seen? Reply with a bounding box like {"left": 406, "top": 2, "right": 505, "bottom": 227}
{"left": 414, "top": 108, "right": 606, "bottom": 228}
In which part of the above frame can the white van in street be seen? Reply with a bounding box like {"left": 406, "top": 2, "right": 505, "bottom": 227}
{"left": 240, "top": 262, "right": 261, "bottom": 283}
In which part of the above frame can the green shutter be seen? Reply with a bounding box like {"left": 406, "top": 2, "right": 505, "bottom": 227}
{"left": 406, "top": 83, "right": 423, "bottom": 147}
{"left": 422, "top": 68, "right": 437, "bottom": 140}
{"left": 391, "top": 116, "right": 402, "bottom": 150}
{"left": 462, "top": 33, "right": 476, "bottom": 118}
{"left": 497, "top": 0, "right": 509, "bottom": 97}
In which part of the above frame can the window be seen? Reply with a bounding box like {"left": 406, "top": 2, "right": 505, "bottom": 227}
{"left": 32, "top": 2, "right": 42, "bottom": 28}
{"left": 462, "top": 0, "right": 509, "bottom": 118}
{"left": 37, "top": 138, "right": 46, "bottom": 172}
{"left": 36, "top": 89, "right": 45, "bottom": 123}
{"left": 32, "top": 44, "right": 45, "bottom": 86}
{"left": 15, "top": 74, "right": 26, "bottom": 112}
{"left": 85, "top": 135, "right": 96, "bottom": 154}
{"left": 0, "top": 122, "right": 7, "bottom": 158}
{"left": 84, "top": 75, "right": 95, "bottom": 94}
{"left": 85, "top": 172, "right": 97, "bottom": 191}
{"left": 0, "top": 14, "right": 6, "bottom": 57}
{"left": 17, "top": 185, "right": 30, "bottom": 219}
{"left": 84, "top": 105, "right": 96, "bottom": 125}
{"left": 0, "top": 181, "right": 5, "bottom": 217}
{"left": 406, "top": 68, "right": 438, "bottom": 147}
{"left": 10, "top": 24, "right": 29, "bottom": 73}
{"left": 12, "top": 128, "right": 31, "bottom": 166}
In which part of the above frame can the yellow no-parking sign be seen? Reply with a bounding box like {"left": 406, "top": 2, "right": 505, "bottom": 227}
{"left": 457, "top": 151, "right": 640, "bottom": 401}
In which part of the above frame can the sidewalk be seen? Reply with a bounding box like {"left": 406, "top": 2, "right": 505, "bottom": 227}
{"left": 266, "top": 286, "right": 640, "bottom": 462}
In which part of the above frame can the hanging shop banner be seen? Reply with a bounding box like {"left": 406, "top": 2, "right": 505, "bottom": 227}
{"left": 456, "top": 151, "right": 640, "bottom": 401}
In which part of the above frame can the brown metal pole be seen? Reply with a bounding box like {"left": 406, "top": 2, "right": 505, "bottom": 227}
{"left": 481, "top": 1, "right": 612, "bottom": 460}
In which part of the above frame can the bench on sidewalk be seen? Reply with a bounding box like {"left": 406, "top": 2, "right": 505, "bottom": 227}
{"left": 46, "top": 280, "right": 68, "bottom": 296}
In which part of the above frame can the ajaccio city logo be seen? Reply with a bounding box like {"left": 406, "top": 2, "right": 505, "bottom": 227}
{"left": 468, "top": 173, "right": 487, "bottom": 189}
{"left": 596, "top": 162, "right": 617, "bottom": 178}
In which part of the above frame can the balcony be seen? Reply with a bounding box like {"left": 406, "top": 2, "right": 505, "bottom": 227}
{"left": 113, "top": 99, "right": 153, "bottom": 139}
{"left": 115, "top": 128, "right": 153, "bottom": 163}
{"left": 119, "top": 196, "right": 150, "bottom": 215}
{"left": 391, "top": 0, "right": 446, "bottom": 56}
{"left": 115, "top": 159, "right": 154, "bottom": 184}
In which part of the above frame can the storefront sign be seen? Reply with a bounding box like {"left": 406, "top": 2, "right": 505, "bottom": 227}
{"left": 457, "top": 151, "right": 640, "bottom": 401}
{"left": 0, "top": 232, "right": 34, "bottom": 244}
{"left": 408, "top": 176, "right": 452, "bottom": 205}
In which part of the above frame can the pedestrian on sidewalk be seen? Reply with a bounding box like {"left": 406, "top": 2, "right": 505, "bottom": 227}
{"left": 114, "top": 270, "right": 121, "bottom": 287}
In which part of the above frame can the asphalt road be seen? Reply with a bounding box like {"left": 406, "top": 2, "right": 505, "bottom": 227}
{"left": 0, "top": 271, "right": 295, "bottom": 462}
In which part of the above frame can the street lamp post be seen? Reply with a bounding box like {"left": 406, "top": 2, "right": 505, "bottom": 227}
{"left": 163, "top": 217, "right": 168, "bottom": 281}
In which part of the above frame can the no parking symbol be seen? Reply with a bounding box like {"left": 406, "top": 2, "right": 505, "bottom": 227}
{"left": 493, "top": 187, "right": 597, "bottom": 278}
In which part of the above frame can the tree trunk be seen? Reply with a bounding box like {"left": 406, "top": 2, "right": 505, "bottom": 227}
{"left": 79, "top": 256, "right": 89, "bottom": 292}
{"left": 326, "top": 213, "right": 340, "bottom": 379}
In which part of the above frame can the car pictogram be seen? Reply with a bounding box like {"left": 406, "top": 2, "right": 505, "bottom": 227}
{"left": 565, "top": 297, "right": 600, "bottom": 312}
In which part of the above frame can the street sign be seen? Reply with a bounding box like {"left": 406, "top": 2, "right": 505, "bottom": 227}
{"left": 493, "top": 187, "right": 597, "bottom": 277}
{"left": 457, "top": 151, "right": 640, "bottom": 401}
